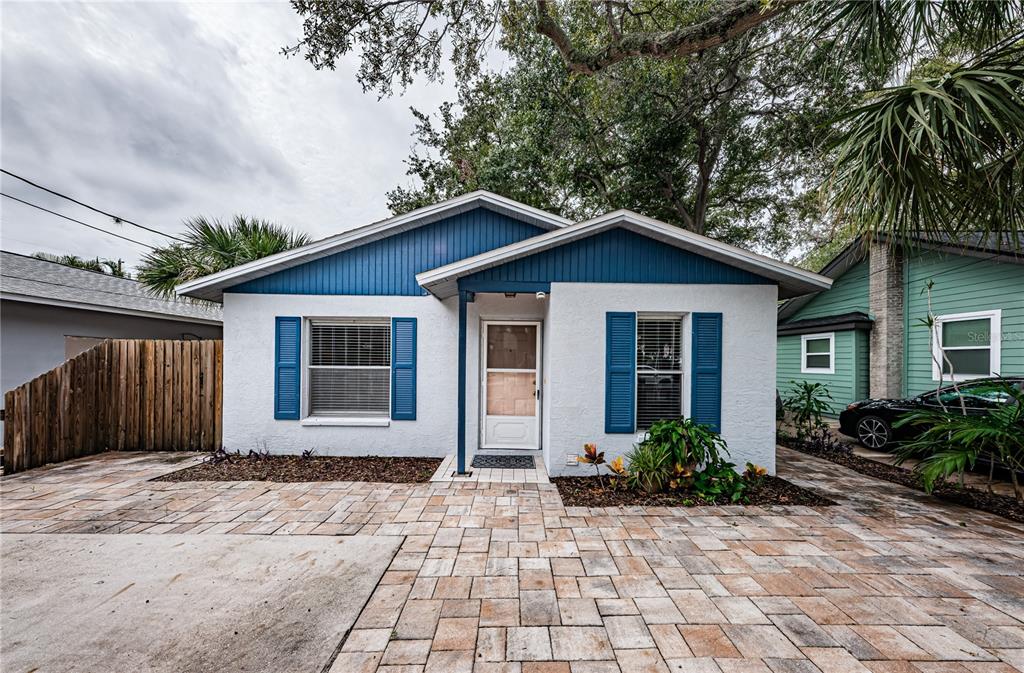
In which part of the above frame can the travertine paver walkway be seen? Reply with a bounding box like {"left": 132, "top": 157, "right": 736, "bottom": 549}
{"left": 2, "top": 448, "right": 1023, "bottom": 673}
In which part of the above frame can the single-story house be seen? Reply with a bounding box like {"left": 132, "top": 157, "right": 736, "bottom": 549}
{"left": 177, "top": 192, "right": 830, "bottom": 475}
{"left": 1, "top": 250, "right": 222, "bottom": 396}
{"left": 777, "top": 235, "right": 1023, "bottom": 415}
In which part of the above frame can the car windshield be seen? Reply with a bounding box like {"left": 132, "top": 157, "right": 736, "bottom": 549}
{"left": 924, "top": 380, "right": 1021, "bottom": 408}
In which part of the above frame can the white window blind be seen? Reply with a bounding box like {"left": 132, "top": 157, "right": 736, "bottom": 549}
{"left": 309, "top": 320, "right": 390, "bottom": 416}
{"left": 636, "top": 316, "right": 683, "bottom": 429}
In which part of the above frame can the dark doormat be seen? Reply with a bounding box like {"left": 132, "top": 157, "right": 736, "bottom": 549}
{"left": 471, "top": 454, "right": 535, "bottom": 469}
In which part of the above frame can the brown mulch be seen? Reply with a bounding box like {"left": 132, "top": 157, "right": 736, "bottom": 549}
{"left": 153, "top": 453, "right": 442, "bottom": 484}
{"left": 551, "top": 475, "right": 835, "bottom": 508}
{"left": 784, "top": 441, "right": 1024, "bottom": 523}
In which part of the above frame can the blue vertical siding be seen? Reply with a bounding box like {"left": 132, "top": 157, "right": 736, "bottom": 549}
{"left": 465, "top": 229, "right": 772, "bottom": 285}
{"left": 229, "top": 209, "right": 549, "bottom": 296}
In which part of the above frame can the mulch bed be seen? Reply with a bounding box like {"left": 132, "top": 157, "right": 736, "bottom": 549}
{"left": 153, "top": 454, "right": 442, "bottom": 484}
{"left": 551, "top": 475, "right": 835, "bottom": 508}
{"left": 784, "top": 441, "right": 1024, "bottom": 523}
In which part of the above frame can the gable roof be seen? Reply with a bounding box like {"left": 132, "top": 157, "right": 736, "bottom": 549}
{"left": 778, "top": 232, "right": 1024, "bottom": 321}
{"left": 416, "top": 210, "right": 832, "bottom": 299}
{"left": 176, "top": 191, "right": 572, "bottom": 301}
{"left": 1, "top": 251, "right": 222, "bottom": 324}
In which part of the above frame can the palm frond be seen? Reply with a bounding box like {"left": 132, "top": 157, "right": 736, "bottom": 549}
{"left": 826, "top": 37, "right": 1024, "bottom": 248}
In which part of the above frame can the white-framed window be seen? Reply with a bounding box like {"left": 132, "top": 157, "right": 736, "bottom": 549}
{"left": 307, "top": 319, "right": 391, "bottom": 417}
{"left": 800, "top": 332, "right": 835, "bottom": 374}
{"left": 636, "top": 314, "right": 683, "bottom": 429}
{"left": 932, "top": 309, "right": 1001, "bottom": 381}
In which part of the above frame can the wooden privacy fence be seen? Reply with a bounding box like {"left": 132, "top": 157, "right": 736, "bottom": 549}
{"left": 3, "top": 339, "right": 223, "bottom": 474}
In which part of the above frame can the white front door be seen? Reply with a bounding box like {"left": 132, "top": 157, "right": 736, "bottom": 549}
{"left": 482, "top": 321, "right": 541, "bottom": 449}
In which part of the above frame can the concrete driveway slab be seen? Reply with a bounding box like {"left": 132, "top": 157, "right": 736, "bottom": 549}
{"left": 1, "top": 533, "right": 403, "bottom": 673}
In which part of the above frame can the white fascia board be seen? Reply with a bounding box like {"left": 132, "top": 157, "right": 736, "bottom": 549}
{"left": 175, "top": 191, "right": 572, "bottom": 301}
{"left": 1, "top": 293, "right": 223, "bottom": 325}
{"left": 416, "top": 210, "right": 833, "bottom": 298}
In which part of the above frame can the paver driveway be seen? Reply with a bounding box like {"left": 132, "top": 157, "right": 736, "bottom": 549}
{"left": 2, "top": 447, "right": 1023, "bottom": 673}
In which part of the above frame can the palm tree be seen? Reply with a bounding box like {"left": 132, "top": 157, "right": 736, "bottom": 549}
{"left": 33, "top": 252, "right": 130, "bottom": 278}
{"left": 136, "top": 215, "right": 311, "bottom": 297}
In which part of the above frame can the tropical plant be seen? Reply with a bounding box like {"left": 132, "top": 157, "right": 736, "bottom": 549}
{"left": 692, "top": 460, "right": 748, "bottom": 503}
{"left": 33, "top": 252, "right": 129, "bottom": 278}
{"left": 577, "top": 443, "right": 606, "bottom": 485}
{"left": 641, "top": 418, "right": 730, "bottom": 472}
{"left": 606, "top": 455, "right": 629, "bottom": 490}
{"left": 783, "top": 381, "right": 834, "bottom": 440}
{"left": 137, "top": 215, "right": 311, "bottom": 296}
{"left": 744, "top": 462, "right": 768, "bottom": 485}
{"left": 895, "top": 382, "right": 1024, "bottom": 502}
{"left": 625, "top": 441, "right": 672, "bottom": 494}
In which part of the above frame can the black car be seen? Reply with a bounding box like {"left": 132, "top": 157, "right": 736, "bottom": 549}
{"left": 838, "top": 377, "right": 1023, "bottom": 450}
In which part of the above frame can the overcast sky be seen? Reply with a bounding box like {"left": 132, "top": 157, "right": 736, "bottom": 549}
{"left": 1, "top": 2, "right": 460, "bottom": 269}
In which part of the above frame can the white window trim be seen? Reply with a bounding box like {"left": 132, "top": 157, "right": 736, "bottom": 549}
{"left": 635, "top": 313, "right": 685, "bottom": 430}
{"left": 303, "top": 317, "right": 393, "bottom": 420}
{"left": 931, "top": 309, "right": 1001, "bottom": 382}
{"left": 800, "top": 332, "right": 835, "bottom": 374}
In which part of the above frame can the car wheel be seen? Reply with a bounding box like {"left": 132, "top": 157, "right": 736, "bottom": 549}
{"left": 857, "top": 415, "right": 892, "bottom": 450}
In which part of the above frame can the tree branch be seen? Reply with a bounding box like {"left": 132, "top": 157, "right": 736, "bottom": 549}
{"left": 535, "top": 0, "right": 802, "bottom": 75}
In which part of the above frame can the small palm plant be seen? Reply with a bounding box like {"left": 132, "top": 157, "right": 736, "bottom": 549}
{"left": 783, "top": 381, "right": 834, "bottom": 440}
{"left": 895, "top": 382, "right": 1024, "bottom": 503}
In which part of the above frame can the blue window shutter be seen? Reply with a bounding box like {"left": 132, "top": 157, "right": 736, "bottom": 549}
{"left": 274, "top": 316, "right": 301, "bottom": 420}
{"left": 605, "top": 312, "right": 636, "bottom": 433}
{"left": 391, "top": 317, "right": 417, "bottom": 420}
{"left": 691, "top": 312, "right": 723, "bottom": 432}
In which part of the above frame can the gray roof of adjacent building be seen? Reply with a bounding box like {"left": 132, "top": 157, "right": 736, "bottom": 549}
{"left": 0, "top": 250, "right": 222, "bottom": 324}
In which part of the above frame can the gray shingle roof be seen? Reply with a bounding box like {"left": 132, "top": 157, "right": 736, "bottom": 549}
{"left": 1, "top": 251, "right": 222, "bottom": 324}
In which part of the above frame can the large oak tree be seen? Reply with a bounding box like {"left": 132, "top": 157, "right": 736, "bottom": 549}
{"left": 287, "top": 1, "right": 1024, "bottom": 251}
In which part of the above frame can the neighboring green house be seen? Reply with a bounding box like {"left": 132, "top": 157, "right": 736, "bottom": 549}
{"left": 777, "top": 235, "right": 1023, "bottom": 415}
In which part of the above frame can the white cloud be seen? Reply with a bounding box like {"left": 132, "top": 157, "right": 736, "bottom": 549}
{"left": 0, "top": 1, "right": 456, "bottom": 268}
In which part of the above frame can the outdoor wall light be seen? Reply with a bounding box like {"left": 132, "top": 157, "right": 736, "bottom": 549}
{"left": 535, "top": 291, "right": 547, "bottom": 300}
{"left": 504, "top": 292, "right": 517, "bottom": 298}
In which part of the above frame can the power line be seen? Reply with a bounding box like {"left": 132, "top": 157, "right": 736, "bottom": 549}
{"left": 1, "top": 192, "right": 156, "bottom": 250}
{"left": 1, "top": 169, "right": 187, "bottom": 242}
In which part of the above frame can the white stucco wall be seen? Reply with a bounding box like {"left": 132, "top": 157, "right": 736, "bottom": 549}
{"left": 221, "top": 283, "right": 778, "bottom": 473}
{"left": 222, "top": 292, "right": 460, "bottom": 456}
{"left": 543, "top": 283, "right": 779, "bottom": 476}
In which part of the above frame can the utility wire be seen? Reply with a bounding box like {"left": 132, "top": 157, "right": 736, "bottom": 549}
{"left": 2, "top": 192, "right": 156, "bottom": 250}
{"left": 1, "top": 169, "right": 187, "bottom": 242}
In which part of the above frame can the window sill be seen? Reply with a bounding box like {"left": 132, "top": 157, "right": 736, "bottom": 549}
{"left": 301, "top": 417, "right": 391, "bottom": 427}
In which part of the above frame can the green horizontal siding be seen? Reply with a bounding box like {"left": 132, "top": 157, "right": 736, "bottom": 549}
{"left": 904, "top": 252, "right": 1024, "bottom": 396}
{"left": 791, "top": 259, "right": 870, "bottom": 321}
{"left": 777, "top": 330, "right": 861, "bottom": 415}
{"left": 855, "top": 328, "right": 870, "bottom": 400}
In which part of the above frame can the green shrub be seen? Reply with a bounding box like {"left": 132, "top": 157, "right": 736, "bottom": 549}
{"left": 783, "top": 381, "right": 834, "bottom": 439}
{"left": 895, "top": 382, "right": 1024, "bottom": 502}
{"left": 642, "top": 418, "right": 729, "bottom": 470}
{"left": 625, "top": 441, "right": 672, "bottom": 493}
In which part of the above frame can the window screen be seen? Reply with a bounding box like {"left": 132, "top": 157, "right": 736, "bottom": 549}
{"left": 939, "top": 317, "right": 992, "bottom": 376}
{"left": 803, "top": 337, "right": 832, "bottom": 370}
{"left": 309, "top": 321, "right": 390, "bottom": 416}
{"left": 636, "top": 316, "right": 683, "bottom": 429}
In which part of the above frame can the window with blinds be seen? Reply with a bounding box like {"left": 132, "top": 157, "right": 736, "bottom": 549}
{"left": 636, "top": 315, "right": 683, "bottom": 429}
{"left": 308, "top": 320, "right": 391, "bottom": 416}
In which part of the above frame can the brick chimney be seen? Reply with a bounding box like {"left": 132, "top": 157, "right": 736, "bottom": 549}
{"left": 868, "top": 239, "right": 904, "bottom": 398}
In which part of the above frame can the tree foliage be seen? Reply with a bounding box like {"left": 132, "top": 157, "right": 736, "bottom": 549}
{"left": 33, "top": 252, "right": 129, "bottom": 278}
{"left": 288, "top": 0, "right": 1024, "bottom": 251}
{"left": 137, "top": 215, "right": 311, "bottom": 297}
{"left": 384, "top": 17, "right": 858, "bottom": 254}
